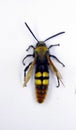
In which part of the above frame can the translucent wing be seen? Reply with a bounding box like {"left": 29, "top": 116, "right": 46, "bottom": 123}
{"left": 47, "top": 55, "right": 64, "bottom": 86}
{"left": 23, "top": 60, "right": 35, "bottom": 87}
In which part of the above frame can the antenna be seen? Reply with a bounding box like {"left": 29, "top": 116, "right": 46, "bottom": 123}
{"left": 44, "top": 32, "right": 65, "bottom": 42}
{"left": 25, "top": 22, "right": 39, "bottom": 42}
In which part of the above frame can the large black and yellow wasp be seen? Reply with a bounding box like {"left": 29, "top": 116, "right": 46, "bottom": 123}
{"left": 22, "top": 22, "right": 65, "bottom": 103}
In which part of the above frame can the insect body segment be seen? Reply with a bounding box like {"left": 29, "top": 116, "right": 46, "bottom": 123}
{"left": 22, "top": 22, "right": 65, "bottom": 103}
{"left": 35, "top": 72, "right": 49, "bottom": 103}
{"left": 34, "top": 43, "right": 49, "bottom": 103}
{"left": 35, "top": 72, "right": 49, "bottom": 86}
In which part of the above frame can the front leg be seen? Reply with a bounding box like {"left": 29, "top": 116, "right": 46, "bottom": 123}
{"left": 26, "top": 45, "right": 35, "bottom": 51}
{"left": 48, "top": 44, "right": 60, "bottom": 49}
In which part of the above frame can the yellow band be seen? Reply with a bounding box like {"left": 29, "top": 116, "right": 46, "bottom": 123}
{"left": 35, "top": 80, "right": 42, "bottom": 85}
{"left": 35, "top": 72, "right": 42, "bottom": 77}
{"left": 43, "top": 72, "right": 49, "bottom": 77}
{"left": 43, "top": 80, "right": 48, "bottom": 85}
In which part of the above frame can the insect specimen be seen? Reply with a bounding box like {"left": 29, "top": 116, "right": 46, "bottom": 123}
{"left": 22, "top": 22, "right": 65, "bottom": 103}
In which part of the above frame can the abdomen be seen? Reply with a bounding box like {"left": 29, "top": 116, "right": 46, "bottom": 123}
{"left": 35, "top": 65, "right": 49, "bottom": 103}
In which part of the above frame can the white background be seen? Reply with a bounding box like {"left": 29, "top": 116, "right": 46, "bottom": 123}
{"left": 0, "top": 0, "right": 76, "bottom": 130}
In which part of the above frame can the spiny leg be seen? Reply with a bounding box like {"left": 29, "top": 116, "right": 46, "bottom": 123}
{"left": 56, "top": 77, "right": 60, "bottom": 87}
{"left": 22, "top": 54, "right": 34, "bottom": 66}
{"left": 48, "top": 44, "right": 60, "bottom": 49}
{"left": 50, "top": 55, "right": 65, "bottom": 67}
{"left": 26, "top": 45, "right": 35, "bottom": 51}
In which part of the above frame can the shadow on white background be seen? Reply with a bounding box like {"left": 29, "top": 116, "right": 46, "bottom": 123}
{"left": 0, "top": 0, "right": 76, "bottom": 130}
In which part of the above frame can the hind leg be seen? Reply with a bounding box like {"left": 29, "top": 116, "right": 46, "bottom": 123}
{"left": 56, "top": 77, "right": 60, "bottom": 87}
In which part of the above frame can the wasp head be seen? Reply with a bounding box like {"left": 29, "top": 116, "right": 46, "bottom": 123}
{"left": 36, "top": 41, "right": 46, "bottom": 47}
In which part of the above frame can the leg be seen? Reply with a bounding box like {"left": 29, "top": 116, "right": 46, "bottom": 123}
{"left": 22, "top": 54, "right": 34, "bottom": 66}
{"left": 56, "top": 77, "right": 60, "bottom": 87}
{"left": 50, "top": 55, "right": 65, "bottom": 67}
{"left": 48, "top": 44, "right": 60, "bottom": 49}
{"left": 26, "top": 45, "right": 35, "bottom": 51}
{"left": 24, "top": 62, "right": 32, "bottom": 77}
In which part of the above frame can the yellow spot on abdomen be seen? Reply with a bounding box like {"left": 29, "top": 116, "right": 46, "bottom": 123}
{"left": 35, "top": 72, "right": 42, "bottom": 77}
{"left": 43, "top": 72, "right": 49, "bottom": 77}
{"left": 43, "top": 80, "right": 48, "bottom": 85}
{"left": 35, "top": 80, "right": 42, "bottom": 85}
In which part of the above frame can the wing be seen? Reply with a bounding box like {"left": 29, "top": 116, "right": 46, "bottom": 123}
{"left": 47, "top": 55, "right": 64, "bottom": 86}
{"left": 23, "top": 60, "right": 35, "bottom": 87}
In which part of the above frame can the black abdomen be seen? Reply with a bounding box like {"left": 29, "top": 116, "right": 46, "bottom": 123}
{"left": 35, "top": 64, "right": 49, "bottom": 103}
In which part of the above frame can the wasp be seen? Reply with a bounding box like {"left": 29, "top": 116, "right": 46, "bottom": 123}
{"left": 22, "top": 22, "right": 65, "bottom": 103}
